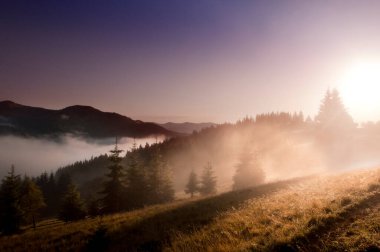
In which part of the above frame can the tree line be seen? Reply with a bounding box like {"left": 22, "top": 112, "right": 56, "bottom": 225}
{"left": 0, "top": 165, "right": 88, "bottom": 234}
{"left": 0, "top": 141, "right": 218, "bottom": 234}
{"left": 0, "top": 167, "right": 45, "bottom": 234}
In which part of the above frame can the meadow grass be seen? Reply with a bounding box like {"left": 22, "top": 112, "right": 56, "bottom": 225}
{"left": 318, "top": 203, "right": 380, "bottom": 251}
{"left": 0, "top": 168, "right": 379, "bottom": 252}
{"left": 166, "top": 169, "right": 380, "bottom": 252}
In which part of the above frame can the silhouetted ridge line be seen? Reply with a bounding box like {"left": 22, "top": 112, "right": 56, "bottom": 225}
{"left": 0, "top": 100, "right": 179, "bottom": 138}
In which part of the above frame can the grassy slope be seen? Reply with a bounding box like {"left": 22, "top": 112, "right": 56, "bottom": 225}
{"left": 321, "top": 203, "right": 380, "bottom": 251}
{"left": 167, "top": 169, "right": 380, "bottom": 252}
{"left": 0, "top": 169, "right": 379, "bottom": 252}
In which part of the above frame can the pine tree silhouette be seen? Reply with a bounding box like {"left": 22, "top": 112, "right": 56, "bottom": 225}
{"left": 125, "top": 141, "right": 148, "bottom": 209}
{"left": 233, "top": 151, "right": 265, "bottom": 190}
{"left": 20, "top": 176, "right": 46, "bottom": 229}
{"left": 100, "top": 138, "right": 125, "bottom": 213}
{"left": 185, "top": 170, "right": 199, "bottom": 198}
{"left": 199, "top": 162, "right": 217, "bottom": 196}
{"left": 315, "top": 89, "right": 356, "bottom": 130}
{"left": 59, "top": 183, "right": 86, "bottom": 222}
{"left": 147, "top": 148, "right": 174, "bottom": 204}
{"left": 0, "top": 166, "right": 23, "bottom": 234}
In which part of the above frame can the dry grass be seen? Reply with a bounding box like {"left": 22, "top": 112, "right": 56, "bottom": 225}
{"left": 166, "top": 169, "right": 380, "bottom": 252}
{"left": 319, "top": 204, "right": 380, "bottom": 251}
{"left": 0, "top": 168, "right": 379, "bottom": 252}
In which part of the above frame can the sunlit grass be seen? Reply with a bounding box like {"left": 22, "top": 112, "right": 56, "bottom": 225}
{"left": 166, "top": 169, "right": 380, "bottom": 251}
{"left": 319, "top": 203, "right": 380, "bottom": 251}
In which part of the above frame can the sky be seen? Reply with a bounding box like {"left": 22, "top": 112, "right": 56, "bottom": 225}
{"left": 2, "top": 0, "right": 380, "bottom": 123}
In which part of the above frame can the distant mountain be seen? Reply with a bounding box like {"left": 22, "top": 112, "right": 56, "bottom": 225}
{"left": 160, "top": 122, "right": 217, "bottom": 134}
{"left": 0, "top": 101, "right": 178, "bottom": 138}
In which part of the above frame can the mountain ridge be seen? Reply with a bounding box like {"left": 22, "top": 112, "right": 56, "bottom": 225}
{"left": 0, "top": 100, "right": 179, "bottom": 139}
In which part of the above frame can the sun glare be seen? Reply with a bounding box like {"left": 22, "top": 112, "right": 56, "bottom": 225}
{"left": 338, "top": 61, "right": 380, "bottom": 121}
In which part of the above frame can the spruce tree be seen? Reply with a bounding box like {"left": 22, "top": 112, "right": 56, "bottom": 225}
{"left": 59, "top": 183, "right": 86, "bottom": 222}
{"left": 315, "top": 89, "right": 356, "bottom": 130}
{"left": 147, "top": 148, "right": 174, "bottom": 204}
{"left": 199, "top": 162, "right": 217, "bottom": 196}
{"left": 185, "top": 170, "right": 199, "bottom": 198}
{"left": 56, "top": 172, "right": 72, "bottom": 197}
{"left": 0, "top": 166, "right": 23, "bottom": 234}
{"left": 125, "top": 143, "right": 148, "bottom": 209}
{"left": 86, "top": 197, "right": 101, "bottom": 217}
{"left": 52, "top": 172, "right": 72, "bottom": 216}
{"left": 20, "top": 177, "right": 46, "bottom": 229}
{"left": 315, "top": 89, "right": 357, "bottom": 169}
{"left": 35, "top": 172, "right": 57, "bottom": 217}
{"left": 233, "top": 152, "right": 265, "bottom": 190}
{"left": 100, "top": 141, "right": 125, "bottom": 213}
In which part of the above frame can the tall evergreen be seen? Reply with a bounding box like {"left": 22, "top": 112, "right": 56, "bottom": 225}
{"left": 147, "top": 148, "right": 174, "bottom": 204}
{"left": 315, "top": 89, "right": 356, "bottom": 169}
{"left": 54, "top": 172, "right": 72, "bottom": 215}
{"left": 185, "top": 170, "right": 199, "bottom": 198}
{"left": 100, "top": 140, "right": 125, "bottom": 213}
{"left": 35, "top": 172, "right": 58, "bottom": 217}
{"left": 86, "top": 197, "right": 101, "bottom": 217}
{"left": 0, "top": 166, "right": 23, "bottom": 234}
{"left": 233, "top": 151, "right": 265, "bottom": 190}
{"left": 56, "top": 172, "right": 72, "bottom": 196}
{"left": 125, "top": 142, "right": 148, "bottom": 209}
{"left": 315, "top": 89, "right": 356, "bottom": 130}
{"left": 20, "top": 177, "right": 46, "bottom": 229}
{"left": 199, "top": 162, "right": 217, "bottom": 196}
{"left": 59, "top": 183, "right": 86, "bottom": 222}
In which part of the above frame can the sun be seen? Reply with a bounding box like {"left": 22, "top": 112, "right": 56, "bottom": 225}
{"left": 337, "top": 61, "right": 380, "bottom": 121}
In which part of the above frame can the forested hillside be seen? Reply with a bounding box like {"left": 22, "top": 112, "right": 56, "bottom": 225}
{"left": 2, "top": 90, "right": 380, "bottom": 244}
{"left": 30, "top": 90, "right": 380, "bottom": 220}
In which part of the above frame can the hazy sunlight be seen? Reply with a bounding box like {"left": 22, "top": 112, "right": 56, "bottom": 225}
{"left": 2, "top": 2, "right": 380, "bottom": 251}
{"left": 339, "top": 61, "right": 380, "bottom": 120}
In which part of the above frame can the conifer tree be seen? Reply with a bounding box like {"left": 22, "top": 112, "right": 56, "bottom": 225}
{"left": 0, "top": 166, "right": 22, "bottom": 234}
{"left": 35, "top": 172, "right": 57, "bottom": 217}
{"left": 315, "top": 89, "right": 357, "bottom": 169}
{"left": 199, "top": 162, "right": 217, "bottom": 196}
{"left": 56, "top": 172, "right": 72, "bottom": 197}
{"left": 147, "top": 148, "right": 174, "bottom": 204}
{"left": 20, "top": 177, "right": 46, "bottom": 229}
{"left": 185, "top": 170, "right": 199, "bottom": 198}
{"left": 86, "top": 197, "right": 101, "bottom": 217}
{"left": 53, "top": 172, "right": 72, "bottom": 215}
{"left": 59, "top": 183, "right": 86, "bottom": 222}
{"left": 233, "top": 152, "right": 265, "bottom": 190}
{"left": 100, "top": 140, "right": 125, "bottom": 213}
{"left": 315, "top": 89, "right": 356, "bottom": 130}
{"left": 125, "top": 142, "right": 148, "bottom": 209}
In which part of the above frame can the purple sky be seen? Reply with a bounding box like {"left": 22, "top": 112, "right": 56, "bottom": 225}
{"left": 2, "top": 1, "right": 380, "bottom": 123}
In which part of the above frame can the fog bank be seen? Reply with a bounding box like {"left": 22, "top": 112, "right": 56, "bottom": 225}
{"left": 0, "top": 135, "right": 162, "bottom": 178}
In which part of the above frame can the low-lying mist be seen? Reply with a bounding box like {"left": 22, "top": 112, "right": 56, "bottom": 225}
{"left": 167, "top": 124, "right": 326, "bottom": 194}
{"left": 2, "top": 120, "right": 380, "bottom": 196}
{"left": 166, "top": 122, "right": 380, "bottom": 195}
{"left": 0, "top": 135, "right": 162, "bottom": 179}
